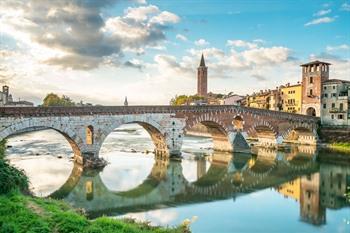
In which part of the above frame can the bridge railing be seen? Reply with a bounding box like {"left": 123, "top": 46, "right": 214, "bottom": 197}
{"left": 0, "top": 105, "right": 319, "bottom": 122}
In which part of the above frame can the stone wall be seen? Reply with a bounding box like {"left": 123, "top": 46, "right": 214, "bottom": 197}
{"left": 319, "top": 126, "right": 350, "bottom": 143}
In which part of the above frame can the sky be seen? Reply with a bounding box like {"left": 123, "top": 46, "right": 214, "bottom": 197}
{"left": 0, "top": 0, "right": 349, "bottom": 105}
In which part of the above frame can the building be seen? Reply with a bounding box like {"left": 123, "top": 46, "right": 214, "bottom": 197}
{"left": 245, "top": 88, "right": 281, "bottom": 111}
{"left": 220, "top": 94, "right": 245, "bottom": 106}
{"left": 321, "top": 79, "right": 350, "bottom": 125}
{"left": 197, "top": 54, "right": 208, "bottom": 97}
{"left": 281, "top": 83, "right": 302, "bottom": 113}
{"left": 0, "top": 85, "right": 33, "bottom": 107}
{"left": 301, "top": 60, "right": 331, "bottom": 117}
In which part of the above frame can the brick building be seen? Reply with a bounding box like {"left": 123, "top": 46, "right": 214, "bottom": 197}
{"left": 301, "top": 60, "right": 331, "bottom": 116}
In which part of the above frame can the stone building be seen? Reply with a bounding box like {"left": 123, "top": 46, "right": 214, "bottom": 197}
{"left": 321, "top": 79, "right": 350, "bottom": 126}
{"left": 280, "top": 83, "right": 302, "bottom": 113}
{"left": 0, "top": 85, "right": 33, "bottom": 107}
{"left": 197, "top": 54, "right": 208, "bottom": 97}
{"left": 301, "top": 60, "right": 331, "bottom": 117}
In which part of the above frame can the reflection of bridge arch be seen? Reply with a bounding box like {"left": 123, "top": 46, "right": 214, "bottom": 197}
{"left": 0, "top": 121, "right": 83, "bottom": 162}
{"left": 49, "top": 163, "right": 84, "bottom": 199}
{"left": 281, "top": 145, "right": 317, "bottom": 170}
{"left": 241, "top": 148, "right": 278, "bottom": 178}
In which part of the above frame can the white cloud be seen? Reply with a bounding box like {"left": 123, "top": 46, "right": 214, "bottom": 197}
{"left": 305, "top": 16, "right": 335, "bottom": 26}
{"left": 326, "top": 44, "right": 350, "bottom": 52}
{"left": 341, "top": 3, "right": 350, "bottom": 11}
{"left": 0, "top": 1, "right": 180, "bottom": 70}
{"left": 124, "top": 5, "right": 159, "bottom": 21}
{"left": 227, "top": 40, "right": 258, "bottom": 49}
{"left": 149, "top": 11, "right": 180, "bottom": 25}
{"left": 176, "top": 34, "right": 188, "bottom": 41}
{"left": 313, "top": 9, "right": 331, "bottom": 16}
{"left": 194, "top": 39, "right": 209, "bottom": 46}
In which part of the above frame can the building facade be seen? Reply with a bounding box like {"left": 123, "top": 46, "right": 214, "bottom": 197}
{"left": 281, "top": 83, "right": 302, "bottom": 113}
{"left": 245, "top": 88, "right": 281, "bottom": 111}
{"left": 197, "top": 54, "right": 208, "bottom": 97}
{"left": 301, "top": 61, "right": 331, "bottom": 117}
{"left": 0, "top": 85, "right": 33, "bottom": 107}
{"left": 321, "top": 79, "right": 350, "bottom": 126}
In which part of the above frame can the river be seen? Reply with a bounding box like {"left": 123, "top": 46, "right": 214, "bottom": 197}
{"left": 6, "top": 124, "right": 350, "bottom": 233}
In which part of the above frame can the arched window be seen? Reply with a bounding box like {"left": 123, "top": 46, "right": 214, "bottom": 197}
{"left": 86, "top": 125, "right": 94, "bottom": 145}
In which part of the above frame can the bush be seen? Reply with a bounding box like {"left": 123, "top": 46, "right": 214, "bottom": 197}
{"left": 0, "top": 160, "right": 29, "bottom": 194}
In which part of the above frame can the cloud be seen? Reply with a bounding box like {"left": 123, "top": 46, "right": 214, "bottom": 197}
{"left": 194, "top": 39, "right": 209, "bottom": 46}
{"left": 341, "top": 3, "right": 350, "bottom": 11}
{"left": 313, "top": 9, "right": 331, "bottom": 16}
{"left": 0, "top": 0, "right": 180, "bottom": 70}
{"left": 227, "top": 40, "right": 258, "bottom": 49}
{"left": 326, "top": 44, "right": 350, "bottom": 52}
{"left": 304, "top": 16, "right": 335, "bottom": 26}
{"left": 176, "top": 34, "right": 188, "bottom": 41}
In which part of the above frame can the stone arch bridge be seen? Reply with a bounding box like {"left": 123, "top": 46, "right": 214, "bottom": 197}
{"left": 0, "top": 105, "right": 319, "bottom": 164}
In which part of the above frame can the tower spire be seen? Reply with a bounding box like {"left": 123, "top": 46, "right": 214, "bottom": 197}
{"left": 124, "top": 96, "right": 128, "bottom": 106}
{"left": 199, "top": 53, "right": 206, "bottom": 67}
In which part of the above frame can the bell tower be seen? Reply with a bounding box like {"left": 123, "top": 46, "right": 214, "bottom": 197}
{"left": 197, "top": 54, "right": 208, "bottom": 97}
{"left": 301, "top": 60, "right": 331, "bottom": 116}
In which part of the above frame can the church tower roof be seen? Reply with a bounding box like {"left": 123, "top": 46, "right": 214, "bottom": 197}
{"left": 199, "top": 53, "right": 206, "bottom": 67}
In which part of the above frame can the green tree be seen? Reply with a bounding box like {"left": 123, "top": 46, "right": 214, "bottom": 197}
{"left": 42, "top": 93, "right": 75, "bottom": 107}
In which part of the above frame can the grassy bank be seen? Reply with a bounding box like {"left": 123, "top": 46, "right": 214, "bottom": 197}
{"left": 0, "top": 193, "right": 188, "bottom": 233}
{"left": 0, "top": 140, "right": 190, "bottom": 233}
{"left": 328, "top": 142, "right": 350, "bottom": 153}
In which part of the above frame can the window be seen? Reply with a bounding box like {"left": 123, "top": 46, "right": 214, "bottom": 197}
{"left": 324, "top": 86, "right": 327, "bottom": 90}
{"left": 323, "top": 104, "right": 326, "bottom": 109}
{"left": 309, "top": 89, "right": 313, "bottom": 96}
{"left": 86, "top": 125, "right": 94, "bottom": 145}
{"left": 331, "top": 114, "right": 334, "bottom": 119}
{"left": 310, "top": 77, "right": 313, "bottom": 84}
{"left": 340, "top": 103, "right": 343, "bottom": 111}
{"left": 338, "top": 114, "right": 344, "bottom": 120}
{"left": 332, "top": 103, "right": 335, "bottom": 108}
{"left": 324, "top": 93, "right": 328, "bottom": 98}
{"left": 333, "top": 86, "right": 336, "bottom": 90}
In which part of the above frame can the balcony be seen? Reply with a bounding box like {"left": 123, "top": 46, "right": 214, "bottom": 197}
{"left": 329, "top": 108, "right": 347, "bottom": 113}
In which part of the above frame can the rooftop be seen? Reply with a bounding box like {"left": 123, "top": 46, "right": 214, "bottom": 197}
{"left": 300, "top": 60, "right": 331, "bottom": 67}
{"left": 323, "top": 79, "right": 350, "bottom": 84}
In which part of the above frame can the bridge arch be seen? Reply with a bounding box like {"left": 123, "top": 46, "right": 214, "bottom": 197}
{"left": 247, "top": 121, "right": 278, "bottom": 148}
{"left": 185, "top": 115, "right": 233, "bottom": 152}
{"left": 98, "top": 115, "right": 179, "bottom": 157}
{"left": 282, "top": 124, "right": 318, "bottom": 145}
{"left": 0, "top": 119, "right": 83, "bottom": 163}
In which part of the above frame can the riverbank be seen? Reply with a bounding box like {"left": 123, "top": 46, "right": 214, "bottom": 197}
{"left": 0, "top": 193, "right": 189, "bottom": 233}
{"left": 327, "top": 142, "right": 350, "bottom": 153}
{"left": 0, "top": 140, "right": 190, "bottom": 233}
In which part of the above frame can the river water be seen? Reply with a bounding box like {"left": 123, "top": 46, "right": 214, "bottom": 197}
{"left": 6, "top": 124, "right": 350, "bottom": 233}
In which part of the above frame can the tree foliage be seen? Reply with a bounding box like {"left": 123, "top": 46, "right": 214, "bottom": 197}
{"left": 170, "top": 95, "right": 205, "bottom": 106}
{"left": 42, "top": 93, "right": 75, "bottom": 107}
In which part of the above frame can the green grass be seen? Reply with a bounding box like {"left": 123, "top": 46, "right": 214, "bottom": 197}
{"left": 328, "top": 142, "right": 350, "bottom": 153}
{"left": 0, "top": 193, "right": 189, "bottom": 233}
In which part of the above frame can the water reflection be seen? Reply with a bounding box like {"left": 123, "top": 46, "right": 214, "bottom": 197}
{"left": 6, "top": 127, "right": 350, "bottom": 233}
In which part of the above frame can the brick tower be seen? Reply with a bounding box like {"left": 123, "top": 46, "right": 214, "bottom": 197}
{"left": 301, "top": 60, "right": 331, "bottom": 116}
{"left": 197, "top": 54, "right": 208, "bottom": 97}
